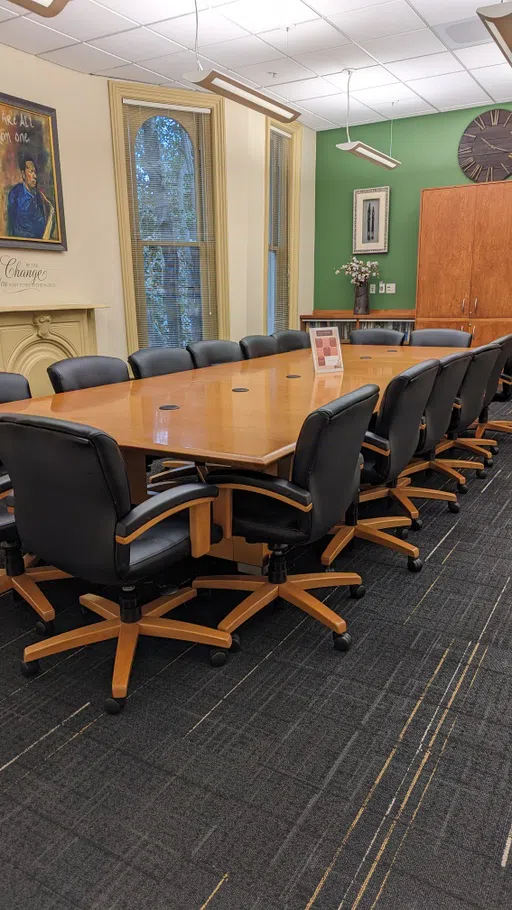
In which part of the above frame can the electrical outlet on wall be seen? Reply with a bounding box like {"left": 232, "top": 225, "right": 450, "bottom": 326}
{"left": 386, "top": 283, "right": 396, "bottom": 294}
{"left": 379, "top": 281, "right": 386, "bottom": 294}
{"left": 369, "top": 283, "right": 376, "bottom": 294}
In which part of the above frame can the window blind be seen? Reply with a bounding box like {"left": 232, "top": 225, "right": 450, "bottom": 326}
{"left": 122, "top": 101, "right": 218, "bottom": 349}
{"left": 267, "top": 127, "right": 291, "bottom": 334}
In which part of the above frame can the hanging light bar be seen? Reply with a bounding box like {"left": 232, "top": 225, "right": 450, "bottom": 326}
{"left": 8, "top": 0, "right": 70, "bottom": 16}
{"left": 183, "top": 70, "right": 300, "bottom": 123}
{"left": 336, "top": 70, "right": 402, "bottom": 170}
{"left": 477, "top": 3, "right": 512, "bottom": 65}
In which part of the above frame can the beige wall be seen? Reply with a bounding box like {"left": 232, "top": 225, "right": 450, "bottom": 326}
{"left": 0, "top": 45, "right": 316, "bottom": 354}
{"left": 0, "top": 44, "right": 127, "bottom": 359}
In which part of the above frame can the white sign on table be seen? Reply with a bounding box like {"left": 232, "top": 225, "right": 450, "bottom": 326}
{"left": 310, "top": 326, "right": 344, "bottom": 374}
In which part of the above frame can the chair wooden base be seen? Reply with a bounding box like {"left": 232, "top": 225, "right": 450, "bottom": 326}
{"left": 321, "top": 515, "right": 418, "bottom": 568}
{"left": 475, "top": 420, "right": 512, "bottom": 436}
{"left": 193, "top": 571, "right": 362, "bottom": 637}
{"left": 0, "top": 559, "right": 71, "bottom": 624}
{"left": 22, "top": 589, "right": 232, "bottom": 703}
{"left": 436, "top": 437, "right": 493, "bottom": 460}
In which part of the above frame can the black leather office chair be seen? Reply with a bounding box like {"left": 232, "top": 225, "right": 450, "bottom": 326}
{"left": 271, "top": 329, "right": 311, "bottom": 353}
{"left": 350, "top": 328, "right": 405, "bottom": 346}
{"left": 470, "top": 335, "right": 512, "bottom": 443}
{"left": 410, "top": 329, "right": 472, "bottom": 348}
{"left": 193, "top": 385, "right": 379, "bottom": 653}
{"left": 434, "top": 344, "right": 500, "bottom": 487}
{"left": 48, "top": 355, "right": 129, "bottom": 392}
{"left": 0, "top": 414, "right": 231, "bottom": 713}
{"left": 397, "top": 352, "right": 473, "bottom": 526}
{"left": 128, "top": 346, "right": 194, "bottom": 379}
{"left": 322, "top": 360, "right": 440, "bottom": 572}
{"left": 240, "top": 335, "right": 278, "bottom": 359}
{"left": 187, "top": 340, "right": 243, "bottom": 368}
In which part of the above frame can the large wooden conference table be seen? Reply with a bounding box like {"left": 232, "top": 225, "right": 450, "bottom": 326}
{"left": 0, "top": 344, "right": 458, "bottom": 565}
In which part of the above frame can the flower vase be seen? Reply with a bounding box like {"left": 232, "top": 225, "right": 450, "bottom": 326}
{"left": 354, "top": 282, "right": 370, "bottom": 316}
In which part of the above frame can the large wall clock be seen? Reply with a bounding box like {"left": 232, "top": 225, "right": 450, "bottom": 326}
{"left": 458, "top": 108, "right": 512, "bottom": 183}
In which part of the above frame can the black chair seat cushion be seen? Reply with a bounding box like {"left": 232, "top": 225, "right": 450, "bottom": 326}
{"left": 124, "top": 517, "right": 222, "bottom": 581}
{"left": 232, "top": 491, "right": 309, "bottom": 545}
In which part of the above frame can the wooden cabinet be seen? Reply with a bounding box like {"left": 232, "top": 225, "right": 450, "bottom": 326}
{"left": 417, "top": 182, "right": 512, "bottom": 340}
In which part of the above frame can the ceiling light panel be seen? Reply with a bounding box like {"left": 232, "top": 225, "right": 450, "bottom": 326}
{"left": 200, "top": 35, "right": 284, "bottom": 67}
{"left": 0, "top": 16, "right": 76, "bottom": 52}
{"left": 361, "top": 28, "right": 446, "bottom": 63}
{"left": 28, "top": 0, "right": 137, "bottom": 42}
{"left": 326, "top": 65, "right": 398, "bottom": 91}
{"left": 220, "top": 0, "right": 318, "bottom": 33}
{"left": 270, "top": 76, "right": 340, "bottom": 100}
{"left": 259, "top": 18, "right": 349, "bottom": 55}
{"left": 454, "top": 41, "right": 507, "bottom": 67}
{"left": 409, "top": 1, "right": 484, "bottom": 27}
{"left": 295, "top": 43, "right": 374, "bottom": 75}
{"left": 150, "top": 11, "right": 248, "bottom": 48}
{"left": 328, "top": 1, "right": 424, "bottom": 42}
{"left": 233, "top": 59, "right": 316, "bottom": 86}
{"left": 407, "top": 71, "right": 491, "bottom": 108}
{"left": 471, "top": 63, "right": 512, "bottom": 100}
{"left": 41, "top": 42, "right": 128, "bottom": 71}
{"left": 386, "top": 51, "right": 464, "bottom": 81}
{"left": 91, "top": 27, "right": 181, "bottom": 61}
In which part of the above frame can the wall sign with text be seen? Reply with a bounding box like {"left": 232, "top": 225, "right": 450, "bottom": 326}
{"left": 0, "top": 255, "right": 56, "bottom": 293}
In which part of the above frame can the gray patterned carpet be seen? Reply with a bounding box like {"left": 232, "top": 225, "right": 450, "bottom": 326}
{"left": 1, "top": 405, "right": 512, "bottom": 910}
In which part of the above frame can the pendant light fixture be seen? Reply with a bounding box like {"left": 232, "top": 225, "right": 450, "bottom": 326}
{"left": 477, "top": 2, "right": 512, "bottom": 65}
{"left": 8, "top": 0, "right": 70, "bottom": 15}
{"left": 183, "top": 1, "right": 300, "bottom": 123}
{"left": 336, "top": 71, "right": 402, "bottom": 170}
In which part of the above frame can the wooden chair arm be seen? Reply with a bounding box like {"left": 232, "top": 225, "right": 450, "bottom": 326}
{"left": 115, "top": 496, "right": 215, "bottom": 558}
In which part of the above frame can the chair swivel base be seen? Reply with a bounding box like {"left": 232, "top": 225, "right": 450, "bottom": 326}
{"left": 193, "top": 549, "right": 363, "bottom": 653}
{"left": 21, "top": 588, "right": 232, "bottom": 713}
{"left": 475, "top": 420, "right": 512, "bottom": 438}
{"left": 0, "top": 546, "right": 71, "bottom": 634}
{"left": 321, "top": 515, "right": 422, "bottom": 572}
{"left": 436, "top": 437, "right": 494, "bottom": 469}
{"left": 359, "top": 477, "right": 459, "bottom": 528}
{"left": 401, "top": 451, "right": 486, "bottom": 494}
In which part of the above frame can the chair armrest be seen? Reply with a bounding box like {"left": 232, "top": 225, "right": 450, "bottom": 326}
{"left": 501, "top": 373, "right": 512, "bottom": 386}
{"left": 362, "top": 431, "right": 390, "bottom": 457}
{"left": 115, "top": 483, "right": 218, "bottom": 553}
{"left": 0, "top": 474, "right": 12, "bottom": 499}
{"left": 207, "top": 470, "right": 312, "bottom": 512}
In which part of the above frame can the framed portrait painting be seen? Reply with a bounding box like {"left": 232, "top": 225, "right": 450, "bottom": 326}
{"left": 0, "top": 92, "right": 67, "bottom": 252}
{"left": 353, "top": 186, "right": 389, "bottom": 255}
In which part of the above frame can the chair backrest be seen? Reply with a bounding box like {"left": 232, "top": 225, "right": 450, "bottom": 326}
{"left": 482, "top": 334, "right": 512, "bottom": 411}
{"left": 186, "top": 340, "right": 243, "bottom": 369}
{"left": 292, "top": 384, "right": 379, "bottom": 540}
{"left": 272, "top": 329, "right": 311, "bottom": 353}
{"left": 0, "top": 372, "right": 31, "bottom": 403}
{"left": 48, "top": 356, "right": 129, "bottom": 393}
{"left": 0, "top": 414, "right": 131, "bottom": 585}
{"left": 373, "top": 360, "right": 440, "bottom": 481}
{"left": 240, "top": 335, "right": 278, "bottom": 359}
{"left": 128, "top": 346, "right": 194, "bottom": 379}
{"left": 418, "top": 352, "right": 473, "bottom": 455}
{"left": 453, "top": 344, "right": 500, "bottom": 433}
{"left": 410, "top": 328, "right": 472, "bottom": 348}
{"left": 350, "top": 328, "right": 405, "bottom": 346}
{"left": 496, "top": 353, "right": 512, "bottom": 402}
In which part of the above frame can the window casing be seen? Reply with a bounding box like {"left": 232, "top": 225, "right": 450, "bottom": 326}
{"left": 266, "top": 122, "right": 301, "bottom": 334}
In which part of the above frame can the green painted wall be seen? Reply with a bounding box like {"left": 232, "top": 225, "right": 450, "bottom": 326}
{"left": 314, "top": 102, "right": 512, "bottom": 312}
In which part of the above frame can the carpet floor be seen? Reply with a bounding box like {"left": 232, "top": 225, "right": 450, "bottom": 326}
{"left": 1, "top": 407, "right": 512, "bottom": 910}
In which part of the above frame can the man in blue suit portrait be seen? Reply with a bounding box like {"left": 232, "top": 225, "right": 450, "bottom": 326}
{"left": 7, "top": 153, "right": 54, "bottom": 240}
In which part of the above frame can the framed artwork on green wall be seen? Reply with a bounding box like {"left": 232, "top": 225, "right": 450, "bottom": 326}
{"left": 353, "top": 186, "right": 389, "bottom": 255}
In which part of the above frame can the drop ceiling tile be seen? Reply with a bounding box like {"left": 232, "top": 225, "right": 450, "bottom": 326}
{"left": 328, "top": 1, "right": 424, "bottom": 42}
{"left": 139, "top": 50, "right": 212, "bottom": 80}
{"left": 471, "top": 65, "right": 512, "bottom": 102}
{"left": 271, "top": 76, "right": 339, "bottom": 100}
{"left": 408, "top": 1, "right": 482, "bottom": 27}
{"left": 455, "top": 43, "right": 507, "bottom": 69}
{"left": 326, "top": 65, "right": 398, "bottom": 91}
{"left": 150, "top": 10, "right": 248, "bottom": 48}
{"left": 295, "top": 43, "right": 374, "bottom": 76}
{"left": 432, "top": 17, "right": 491, "bottom": 50}
{"left": 28, "top": 0, "right": 137, "bottom": 42}
{"left": 387, "top": 51, "right": 463, "bottom": 81}
{"left": 0, "top": 17, "right": 77, "bottom": 54}
{"left": 407, "top": 71, "right": 491, "bottom": 109}
{"left": 97, "top": 0, "right": 228, "bottom": 23}
{"left": 200, "top": 35, "right": 284, "bottom": 67}
{"left": 259, "top": 18, "right": 349, "bottom": 55}
{"left": 233, "top": 58, "right": 315, "bottom": 86}
{"left": 309, "top": 0, "right": 398, "bottom": 13}
{"left": 354, "top": 83, "right": 436, "bottom": 117}
{"left": 40, "top": 43, "right": 129, "bottom": 73}
{"left": 0, "top": 0, "right": 24, "bottom": 12}
{"left": 299, "top": 92, "right": 380, "bottom": 124}
{"left": 297, "top": 109, "right": 338, "bottom": 130}
{"left": 361, "top": 28, "right": 446, "bottom": 63}
{"left": 0, "top": 5, "right": 18, "bottom": 23}
{"left": 95, "top": 62, "right": 165, "bottom": 83}
{"left": 220, "top": 0, "right": 318, "bottom": 33}
{"left": 91, "top": 27, "right": 181, "bottom": 61}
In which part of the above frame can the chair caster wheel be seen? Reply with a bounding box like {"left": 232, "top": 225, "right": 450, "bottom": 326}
{"left": 209, "top": 648, "right": 228, "bottom": 667}
{"left": 104, "top": 697, "right": 125, "bottom": 715}
{"left": 448, "top": 501, "right": 460, "bottom": 514}
{"left": 20, "top": 659, "right": 40, "bottom": 677}
{"left": 484, "top": 458, "right": 493, "bottom": 468}
{"left": 333, "top": 632, "right": 352, "bottom": 652}
{"left": 457, "top": 483, "right": 468, "bottom": 494}
{"left": 407, "top": 557, "right": 423, "bottom": 573}
{"left": 411, "top": 519, "right": 423, "bottom": 532}
{"left": 350, "top": 584, "right": 366, "bottom": 600}
{"left": 230, "top": 633, "right": 241, "bottom": 653}
{"left": 395, "top": 527, "right": 409, "bottom": 540}
{"left": 476, "top": 469, "right": 487, "bottom": 479}
{"left": 35, "top": 619, "right": 55, "bottom": 637}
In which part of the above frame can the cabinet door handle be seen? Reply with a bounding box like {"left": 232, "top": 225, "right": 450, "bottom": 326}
{"left": 474, "top": 298, "right": 478, "bottom": 314}
{"left": 461, "top": 299, "right": 466, "bottom": 313}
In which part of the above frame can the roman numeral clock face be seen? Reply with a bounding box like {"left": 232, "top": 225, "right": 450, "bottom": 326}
{"left": 458, "top": 109, "right": 512, "bottom": 183}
